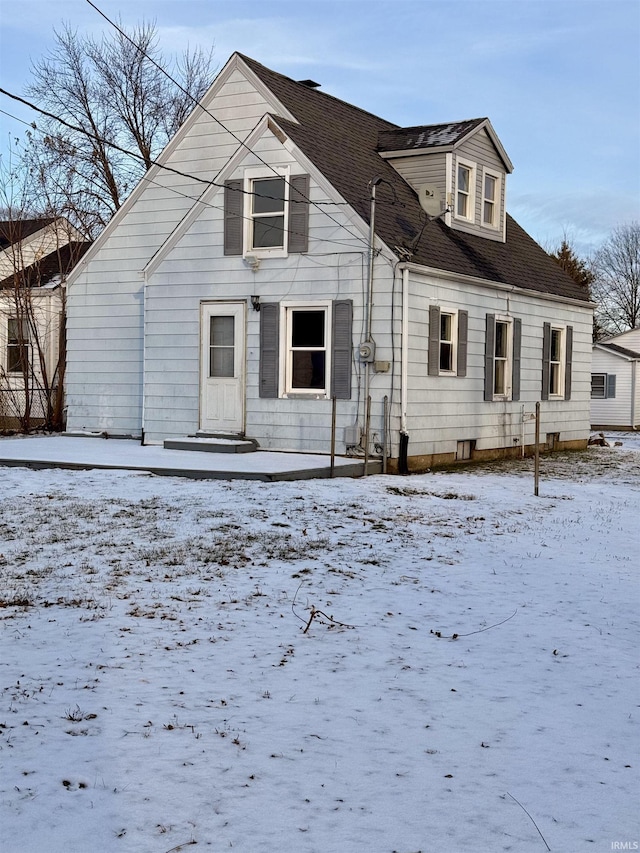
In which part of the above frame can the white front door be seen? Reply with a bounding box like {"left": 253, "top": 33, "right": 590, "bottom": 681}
{"left": 200, "top": 302, "right": 245, "bottom": 433}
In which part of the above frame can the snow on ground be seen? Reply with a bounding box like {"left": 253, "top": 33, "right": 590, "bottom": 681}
{"left": 1, "top": 434, "right": 639, "bottom": 853}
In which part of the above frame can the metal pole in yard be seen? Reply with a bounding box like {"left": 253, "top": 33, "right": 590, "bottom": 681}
{"left": 330, "top": 396, "right": 337, "bottom": 478}
{"left": 364, "top": 395, "right": 371, "bottom": 477}
{"left": 382, "top": 395, "right": 388, "bottom": 475}
{"left": 534, "top": 401, "right": 540, "bottom": 497}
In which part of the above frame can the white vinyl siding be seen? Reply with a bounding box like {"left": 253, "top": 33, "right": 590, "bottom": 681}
{"left": 590, "top": 345, "right": 640, "bottom": 429}
{"left": 66, "top": 63, "right": 277, "bottom": 436}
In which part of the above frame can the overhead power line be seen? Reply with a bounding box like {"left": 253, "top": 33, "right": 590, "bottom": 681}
{"left": 85, "top": 0, "right": 369, "bottom": 246}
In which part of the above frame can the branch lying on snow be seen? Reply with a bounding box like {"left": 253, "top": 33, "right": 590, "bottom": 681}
{"left": 430, "top": 608, "right": 517, "bottom": 640}
{"left": 163, "top": 840, "right": 197, "bottom": 853}
{"left": 291, "top": 581, "right": 357, "bottom": 634}
{"left": 506, "top": 792, "right": 551, "bottom": 851}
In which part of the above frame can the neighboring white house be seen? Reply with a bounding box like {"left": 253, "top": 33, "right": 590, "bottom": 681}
{"left": 0, "top": 218, "right": 91, "bottom": 429}
{"left": 65, "top": 53, "right": 593, "bottom": 471}
{"left": 591, "top": 329, "right": 640, "bottom": 430}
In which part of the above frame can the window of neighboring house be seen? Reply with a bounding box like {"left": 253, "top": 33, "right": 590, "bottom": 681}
{"left": 428, "top": 306, "right": 468, "bottom": 377}
{"left": 482, "top": 169, "right": 501, "bottom": 228}
{"left": 455, "top": 160, "right": 476, "bottom": 221}
{"left": 7, "top": 317, "right": 29, "bottom": 374}
{"left": 591, "top": 373, "right": 616, "bottom": 399}
{"left": 542, "top": 323, "right": 573, "bottom": 400}
{"left": 283, "top": 303, "right": 331, "bottom": 395}
{"left": 484, "top": 314, "right": 521, "bottom": 401}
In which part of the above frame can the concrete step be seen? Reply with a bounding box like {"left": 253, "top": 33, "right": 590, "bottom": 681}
{"left": 164, "top": 435, "right": 258, "bottom": 454}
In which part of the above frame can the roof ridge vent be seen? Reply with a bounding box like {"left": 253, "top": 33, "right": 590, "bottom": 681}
{"left": 298, "top": 79, "right": 320, "bottom": 88}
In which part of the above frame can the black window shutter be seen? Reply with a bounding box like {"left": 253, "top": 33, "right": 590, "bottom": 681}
{"left": 457, "top": 310, "right": 468, "bottom": 377}
{"left": 428, "top": 305, "right": 440, "bottom": 376}
{"left": 484, "top": 314, "right": 495, "bottom": 401}
{"left": 331, "top": 300, "right": 353, "bottom": 399}
{"left": 288, "top": 174, "right": 310, "bottom": 254}
{"left": 541, "top": 322, "right": 551, "bottom": 401}
{"left": 512, "top": 317, "right": 522, "bottom": 401}
{"left": 224, "top": 180, "right": 243, "bottom": 256}
{"left": 564, "top": 325, "right": 573, "bottom": 400}
{"left": 259, "top": 303, "right": 279, "bottom": 398}
{"left": 606, "top": 373, "right": 616, "bottom": 398}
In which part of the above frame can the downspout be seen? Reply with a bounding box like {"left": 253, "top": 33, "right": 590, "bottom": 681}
{"left": 141, "top": 272, "right": 148, "bottom": 444}
{"left": 631, "top": 360, "right": 637, "bottom": 429}
{"left": 399, "top": 266, "right": 410, "bottom": 474}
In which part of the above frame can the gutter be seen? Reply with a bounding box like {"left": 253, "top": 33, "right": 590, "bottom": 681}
{"left": 401, "top": 266, "right": 409, "bottom": 434}
{"left": 399, "top": 261, "right": 595, "bottom": 310}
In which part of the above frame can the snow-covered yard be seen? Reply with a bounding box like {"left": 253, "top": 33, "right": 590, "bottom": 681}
{"left": 1, "top": 437, "right": 639, "bottom": 853}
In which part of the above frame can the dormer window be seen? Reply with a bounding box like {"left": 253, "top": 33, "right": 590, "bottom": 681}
{"left": 482, "top": 168, "right": 501, "bottom": 229}
{"left": 455, "top": 159, "right": 476, "bottom": 222}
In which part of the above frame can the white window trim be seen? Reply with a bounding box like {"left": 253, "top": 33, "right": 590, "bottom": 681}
{"left": 439, "top": 308, "right": 459, "bottom": 375}
{"left": 243, "top": 165, "right": 290, "bottom": 259}
{"left": 493, "top": 315, "right": 513, "bottom": 400}
{"left": 549, "top": 325, "right": 566, "bottom": 398}
{"left": 280, "top": 300, "right": 332, "bottom": 399}
{"left": 454, "top": 157, "right": 476, "bottom": 223}
{"left": 481, "top": 167, "right": 502, "bottom": 230}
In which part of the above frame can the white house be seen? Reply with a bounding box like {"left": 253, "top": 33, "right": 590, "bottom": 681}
{"left": 0, "top": 218, "right": 90, "bottom": 430}
{"left": 591, "top": 329, "right": 640, "bottom": 430}
{"left": 65, "top": 53, "right": 593, "bottom": 471}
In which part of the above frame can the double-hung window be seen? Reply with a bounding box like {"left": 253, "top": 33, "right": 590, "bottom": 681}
{"left": 455, "top": 159, "right": 476, "bottom": 222}
{"left": 250, "top": 177, "right": 286, "bottom": 250}
{"left": 591, "top": 373, "right": 616, "bottom": 399}
{"left": 482, "top": 169, "right": 501, "bottom": 229}
{"left": 428, "top": 306, "right": 468, "bottom": 377}
{"left": 493, "top": 319, "right": 510, "bottom": 396}
{"left": 224, "top": 171, "right": 310, "bottom": 258}
{"left": 549, "top": 327, "right": 564, "bottom": 396}
{"left": 284, "top": 303, "right": 330, "bottom": 395}
{"left": 7, "top": 317, "right": 29, "bottom": 374}
{"left": 484, "top": 314, "right": 521, "bottom": 401}
{"left": 259, "top": 300, "right": 352, "bottom": 400}
{"left": 542, "top": 323, "right": 573, "bottom": 400}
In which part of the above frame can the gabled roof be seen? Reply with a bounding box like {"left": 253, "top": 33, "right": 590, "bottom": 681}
{"left": 595, "top": 341, "right": 640, "bottom": 360}
{"left": 0, "top": 218, "right": 57, "bottom": 250}
{"left": 238, "top": 54, "right": 590, "bottom": 305}
{"left": 0, "top": 241, "right": 92, "bottom": 289}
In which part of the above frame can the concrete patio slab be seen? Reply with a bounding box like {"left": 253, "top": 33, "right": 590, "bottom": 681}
{"left": 0, "top": 435, "right": 381, "bottom": 481}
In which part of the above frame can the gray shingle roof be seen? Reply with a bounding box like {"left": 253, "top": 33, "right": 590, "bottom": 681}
{"left": 240, "top": 54, "right": 591, "bottom": 304}
{"left": 0, "top": 218, "right": 57, "bottom": 250}
{"left": 598, "top": 342, "right": 640, "bottom": 359}
{"left": 377, "top": 119, "right": 487, "bottom": 152}
{"left": 0, "top": 241, "right": 92, "bottom": 289}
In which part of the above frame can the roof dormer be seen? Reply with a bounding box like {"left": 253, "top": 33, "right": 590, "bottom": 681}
{"left": 378, "top": 118, "right": 513, "bottom": 243}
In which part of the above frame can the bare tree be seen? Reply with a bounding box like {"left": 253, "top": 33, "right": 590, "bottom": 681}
{"left": 0, "top": 156, "right": 90, "bottom": 433}
{"left": 591, "top": 222, "right": 640, "bottom": 337}
{"left": 21, "top": 20, "right": 215, "bottom": 236}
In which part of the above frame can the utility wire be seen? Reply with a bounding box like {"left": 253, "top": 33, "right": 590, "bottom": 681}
{"left": 0, "top": 100, "right": 378, "bottom": 255}
{"left": 85, "top": 0, "right": 369, "bottom": 246}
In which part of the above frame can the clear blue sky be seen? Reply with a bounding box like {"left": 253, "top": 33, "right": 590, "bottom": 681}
{"left": 1, "top": 0, "right": 638, "bottom": 255}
